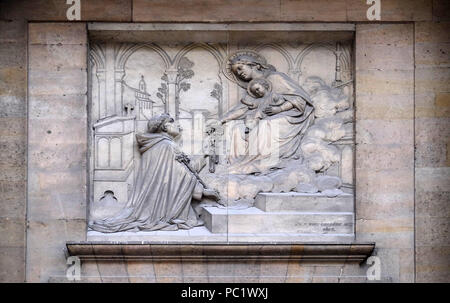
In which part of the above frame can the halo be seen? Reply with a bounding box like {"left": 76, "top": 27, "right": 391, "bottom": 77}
{"left": 221, "top": 49, "right": 267, "bottom": 88}
{"left": 247, "top": 78, "right": 272, "bottom": 98}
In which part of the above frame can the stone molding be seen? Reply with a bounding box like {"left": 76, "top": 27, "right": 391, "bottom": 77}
{"left": 88, "top": 22, "right": 356, "bottom": 32}
{"left": 66, "top": 242, "right": 375, "bottom": 263}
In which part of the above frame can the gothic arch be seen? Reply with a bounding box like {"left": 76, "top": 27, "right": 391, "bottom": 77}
{"left": 90, "top": 43, "right": 106, "bottom": 69}
{"left": 173, "top": 43, "right": 224, "bottom": 68}
{"left": 115, "top": 43, "right": 171, "bottom": 70}
{"left": 253, "top": 43, "right": 295, "bottom": 72}
{"left": 295, "top": 43, "right": 336, "bottom": 70}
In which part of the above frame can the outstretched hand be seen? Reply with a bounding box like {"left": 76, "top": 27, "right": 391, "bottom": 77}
{"left": 263, "top": 105, "right": 282, "bottom": 116}
{"left": 203, "top": 188, "right": 226, "bottom": 206}
{"left": 203, "top": 188, "right": 220, "bottom": 201}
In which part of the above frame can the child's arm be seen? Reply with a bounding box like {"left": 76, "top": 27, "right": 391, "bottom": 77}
{"left": 241, "top": 95, "right": 258, "bottom": 109}
{"left": 221, "top": 104, "right": 249, "bottom": 124}
{"left": 271, "top": 93, "right": 284, "bottom": 106}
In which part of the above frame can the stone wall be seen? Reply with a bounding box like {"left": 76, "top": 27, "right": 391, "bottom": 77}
{"left": 27, "top": 23, "right": 88, "bottom": 282}
{"left": 0, "top": 19, "right": 27, "bottom": 282}
{"left": 355, "top": 23, "right": 415, "bottom": 282}
{"left": 0, "top": 0, "right": 448, "bottom": 282}
{"left": 414, "top": 21, "right": 450, "bottom": 282}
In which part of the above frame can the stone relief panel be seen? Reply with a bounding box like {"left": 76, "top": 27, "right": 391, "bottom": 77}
{"left": 87, "top": 39, "right": 354, "bottom": 242}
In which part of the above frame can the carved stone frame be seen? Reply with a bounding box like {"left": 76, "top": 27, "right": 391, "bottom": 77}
{"left": 71, "top": 22, "right": 373, "bottom": 260}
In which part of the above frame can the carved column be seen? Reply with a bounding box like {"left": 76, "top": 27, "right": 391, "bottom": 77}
{"left": 165, "top": 68, "right": 178, "bottom": 118}
{"left": 105, "top": 45, "right": 117, "bottom": 118}
{"left": 333, "top": 43, "right": 343, "bottom": 87}
{"left": 96, "top": 69, "right": 107, "bottom": 119}
{"left": 115, "top": 69, "right": 125, "bottom": 116}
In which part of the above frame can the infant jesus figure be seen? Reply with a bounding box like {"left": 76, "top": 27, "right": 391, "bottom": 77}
{"left": 241, "top": 78, "right": 283, "bottom": 131}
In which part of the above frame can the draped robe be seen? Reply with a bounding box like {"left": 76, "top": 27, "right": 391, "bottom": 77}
{"left": 227, "top": 71, "right": 315, "bottom": 174}
{"left": 89, "top": 133, "right": 202, "bottom": 233}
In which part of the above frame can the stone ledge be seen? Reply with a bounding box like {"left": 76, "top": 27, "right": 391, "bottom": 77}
{"left": 88, "top": 22, "right": 356, "bottom": 32}
{"left": 66, "top": 242, "right": 375, "bottom": 264}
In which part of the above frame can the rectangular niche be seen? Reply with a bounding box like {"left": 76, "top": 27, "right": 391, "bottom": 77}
{"left": 87, "top": 23, "right": 355, "bottom": 243}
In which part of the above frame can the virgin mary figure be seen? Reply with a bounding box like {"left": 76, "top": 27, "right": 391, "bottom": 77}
{"left": 220, "top": 50, "right": 315, "bottom": 174}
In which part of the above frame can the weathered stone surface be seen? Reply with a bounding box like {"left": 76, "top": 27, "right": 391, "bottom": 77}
{"left": 356, "top": 70, "right": 414, "bottom": 95}
{"left": 415, "top": 67, "right": 450, "bottom": 94}
{"left": 355, "top": 24, "right": 414, "bottom": 71}
{"left": 355, "top": 43, "right": 414, "bottom": 71}
{"left": 356, "top": 119, "right": 414, "bottom": 145}
{"left": 0, "top": 247, "right": 25, "bottom": 282}
{"left": 416, "top": 246, "right": 450, "bottom": 282}
{"left": 416, "top": 191, "right": 450, "bottom": 218}
{"left": 0, "top": 18, "right": 27, "bottom": 283}
{"left": 356, "top": 144, "right": 414, "bottom": 170}
{"left": 28, "top": 95, "right": 87, "bottom": 120}
{"left": 0, "top": 0, "right": 67, "bottom": 21}
{"left": 29, "top": 23, "right": 87, "bottom": 45}
{"left": 415, "top": 138, "right": 448, "bottom": 168}
{"left": 203, "top": 207, "right": 354, "bottom": 234}
{"left": 95, "top": 260, "right": 130, "bottom": 283}
{"left": 131, "top": 0, "right": 433, "bottom": 22}
{"left": 355, "top": 94, "right": 414, "bottom": 120}
{"left": 28, "top": 118, "right": 86, "bottom": 145}
{"left": 26, "top": 242, "right": 71, "bottom": 282}
{"left": 347, "top": 0, "right": 432, "bottom": 21}
{"left": 0, "top": 20, "right": 27, "bottom": 43}
{"left": 0, "top": 138, "right": 26, "bottom": 167}
{"left": 0, "top": 0, "right": 437, "bottom": 23}
{"left": 0, "top": 165, "right": 25, "bottom": 183}
{"left": 0, "top": 67, "right": 26, "bottom": 101}
{"left": 414, "top": 18, "right": 449, "bottom": 280}
{"left": 415, "top": 167, "right": 450, "bottom": 193}
{"left": 181, "top": 260, "right": 208, "bottom": 283}
{"left": 0, "top": 181, "right": 26, "bottom": 218}
{"left": 154, "top": 261, "right": 183, "bottom": 283}
{"left": 81, "top": 0, "right": 132, "bottom": 21}
{"left": 356, "top": 23, "right": 415, "bottom": 45}
{"left": 414, "top": 20, "right": 450, "bottom": 235}
{"left": 416, "top": 217, "right": 450, "bottom": 247}
{"left": 415, "top": 21, "right": 450, "bottom": 43}
{"left": 280, "top": 0, "right": 347, "bottom": 21}
{"left": 255, "top": 192, "right": 353, "bottom": 212}
{"left": 259, "top": 261, "right": 288, "bottom": 283}
{"left": 0, "top": 117, "right": 26, "bottom": 138}
{"left": 355, "top": 168, "right": 414, "bottom": 207}
{"left": 126, "top": 261, "right": 157, "bottom": 282}
{"left": 133, "top": 0, "right": 281, "bottom": 22}
{"left": 0, "top": 218, "right": 25, "bottom": 247}
{"left": 26, "top": 23, "right": 88, "bottom": 282}
{"left": 0, "top": 0, "right": 132, "bottom": 21}
{"left": 355, "top": 23, "right": 415, "bottom": 282}
{"left": 416, "top": 92, "right": 450, "bottom": 118}
{"left": 27, "top": 192, "right": 86, "bottom": 221}
{"left": 433, "top": 0, "right": 450, "bottom": 21}
{"left": 416, "top": 118, "right": 450, "bottom": 147}
{"left": 28, "top": 44, "right": 87, "bottom": 71}
{"left": 27, "top": 219, "right": 86, "bottom": 248}
{"left": 0, "top": 42, "right": 26, "bottom": 68}
{"left": 29, "top": 69, "right": 87, "bottom": 96}
{"left": 415, "top": 42, "right": 450, "bottom": 68}
{"left": 28, "top": 169, "right": 86, "bottom": 195}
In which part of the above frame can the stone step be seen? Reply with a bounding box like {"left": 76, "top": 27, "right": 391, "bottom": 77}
{"left": 255, "top": 192, "right": 353, "bottom": 212}
{"left": 202, "top": 207, "right": 354, "bottom": 235}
